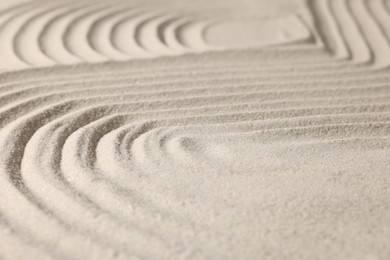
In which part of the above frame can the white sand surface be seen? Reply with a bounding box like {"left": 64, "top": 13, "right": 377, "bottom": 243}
{"left": 0, "top": 0, "right": 389, "bottom": 259}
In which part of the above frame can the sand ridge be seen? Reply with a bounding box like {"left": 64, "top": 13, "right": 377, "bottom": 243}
{"left": 0, "top": 0, "right": 312, "bottom": 70}
{"left": 0, "top": 0, "right": 389, "bottom": 259}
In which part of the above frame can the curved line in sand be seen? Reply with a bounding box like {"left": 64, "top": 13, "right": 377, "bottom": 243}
{"left": 0, "top": 0, "right": 390, "bottom": 259}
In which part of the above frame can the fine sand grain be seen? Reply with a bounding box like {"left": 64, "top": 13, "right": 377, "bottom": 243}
{"left": 0, "top": 0, "right": 389, "bottom": 259}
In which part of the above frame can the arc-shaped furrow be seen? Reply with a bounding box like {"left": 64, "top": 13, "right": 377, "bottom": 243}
{"left": 81, "top": 4, "right": 131, "bottom": 62}
{"left": 112, "top": 10, "right": 157, "bottom": 57}
{"left": 125, "top": 122, "right": 390, "bottom": 192}
{"left": 330, "top": 0, "right": 371, "bottom": 64}
{"left": 38, "top": 2, "right": 94, "bottom": 65}
{"left": 349, "top": 0, "right": 390, "bottom": 67}
{"left": 158, "top": 15, "right": 193, "bottom": 52}
{"left": 367, "top": 0, "right": 390, "bottom": 53}
{"left": 163, "top": 17, "right": 194, "bottom": 52}
{"left": 0, "top": 4, "right": 24, "bottom": 70}
{"left": 176, "top": 19, "right": 211, "bottom": 50}
{"left": 11, "top": 2, "right": 70, "bottom": 66}
{"left": 0, "top": 103, "right": 142, "bottom": 259}
{"left": 63, "top": 3, "right": 114, "bottom": 63}
{"left": 0, "top": 1, "right": 30, "bottom": 31}
{"left": 97, "top": 104, "right": 390, "bottom": 173}
{"left": 59, "top": 109, "right": 243, "bottom": 257}
{"left": 103, "top": 111, "right": 390, "bottom": 182}
{"left": 307, "top": 0, "right": 349, "bottom": 59}
{"left": 94, "top": 104, "right": 390, "bottom": 180}
{"left": 0, "top": 2, "right": 43, "bottom": 69}
{"left": 62, "top": 118, "right": 214, "bottom": 250}
{"left": 0, "top": 0, "right": 34, "bottom": 14}
{"left": 128, "top": 121, "right": 390, "bottom": 175}
{"left": 13, "top": 2, "right": 75, "bottom": 67}
{"left": 1, "top": 0, "right": 388, "bottom": 69}
{"left": 64, "top": 106, "right": 390, "bottom": 256}
{"left": 137, "top": 13, "right": 180, "bottom": 55}
{"left": 0, "top": 1, "right": 390, "bottom": 258}
{"left": 20, "top": 108, "right": 174, "bottom": 259}
{"left": 0, "top": 90, "right": 232, "bottom": 258}
{"left": 9, "top": 91, "right": 322, "bottom": 258}
{"left": 87, "top": 7, "right": 134, "bottom": 61}
{"left": 91, "top": 113, "right": 390, "bottom": 244}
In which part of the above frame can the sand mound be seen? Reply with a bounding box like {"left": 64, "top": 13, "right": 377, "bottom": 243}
{"left": 0, "top": 0, "right": 389, "bottom": 259}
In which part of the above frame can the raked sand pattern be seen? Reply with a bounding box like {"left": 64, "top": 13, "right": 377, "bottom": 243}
{"left": 0, "top": 0, "right": 390, "bottom": 259}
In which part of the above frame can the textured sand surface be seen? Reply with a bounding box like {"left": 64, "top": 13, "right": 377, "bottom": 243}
{"left": 0, "top": 0, "right": 389, "bottom": 259}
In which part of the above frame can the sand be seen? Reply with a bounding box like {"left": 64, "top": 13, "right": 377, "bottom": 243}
{"left": 0, "top": 0, "right": 389, "bottom": 259}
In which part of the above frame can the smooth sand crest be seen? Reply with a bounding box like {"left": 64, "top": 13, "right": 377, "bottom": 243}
{"left": 0, "top": 0, "right": 389, "bottom": 259}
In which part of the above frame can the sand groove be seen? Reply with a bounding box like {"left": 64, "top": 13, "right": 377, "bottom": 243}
{"left": 0, "top": 0, "right": 389, "bottom": 259}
